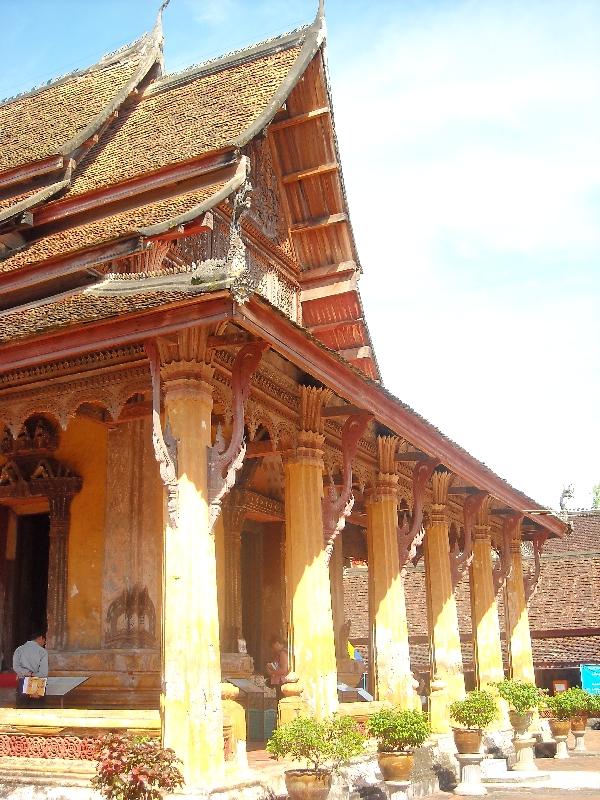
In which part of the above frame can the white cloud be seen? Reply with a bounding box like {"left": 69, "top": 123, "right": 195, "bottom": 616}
{"left": 328, "top": 0, "right": 600, "bottom": 509}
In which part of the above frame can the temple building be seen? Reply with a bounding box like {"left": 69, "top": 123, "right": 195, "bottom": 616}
{"left": 0, "top": 3, "right": 568, "bottom": 793}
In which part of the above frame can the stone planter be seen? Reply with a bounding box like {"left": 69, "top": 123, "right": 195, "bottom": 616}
{"left": 549, "top": 719, "right": 570, "bottom": 760}
{"left": 284, "top": 769, "right": 332, "bottom": 800}
{"left": 453, "top": 728, "right": 482, "bottom": 754}
{"left": 509, "top": 710, "right": 534, "bottom": 738}
{"left": 571, "top": 715, "right": 588, "bottom": 752}
{"left": 549, "top": 719, "right": 571, "bottom": 738}
{"left": 377, "top": 751, "right": 414, "bottom": 781}
{"left": 571, "top": 715, "right": 588, "bottom": 733}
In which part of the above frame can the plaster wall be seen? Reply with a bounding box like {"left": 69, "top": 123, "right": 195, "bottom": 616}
{"left": 56, "top": 416, "right": 107, "bottom": 650}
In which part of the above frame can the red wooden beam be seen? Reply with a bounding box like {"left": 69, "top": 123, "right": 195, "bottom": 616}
{"left": 33, "top": 149, "right": 237, "bottom": 227}
{"left": 232, "top": 297, "right": 567, "bottom": 538}
{"left": 0, "top": 294, "right": 233, "bottom": 372}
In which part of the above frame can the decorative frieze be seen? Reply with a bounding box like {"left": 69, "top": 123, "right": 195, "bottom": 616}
{"left": 0, "top": 365, "right": 149, "bottom": 433}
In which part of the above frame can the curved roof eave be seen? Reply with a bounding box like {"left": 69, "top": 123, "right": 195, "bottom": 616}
{"left": 138, "top": 156, "right": 248, "bottom": 237}
{"left": 234, "top": 0, "right": 326, "bottom": 148}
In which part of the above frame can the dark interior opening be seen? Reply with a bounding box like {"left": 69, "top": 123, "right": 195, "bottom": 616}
{"left": 11, "top": 513, "right": 50, "bottom": 656}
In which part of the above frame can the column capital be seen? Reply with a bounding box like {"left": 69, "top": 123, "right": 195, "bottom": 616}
{"left": 299, "top": 385, "right": 332, "bottom": 436}
{"left": 475, "top": 494, "right": 495, "bottom": 527}
{"left": 154, "top": 328, "right": 215, "bottom": 397}
{"left": 503, "top": 513, "right": 524, "bottom": 552}
{"left": 376, "top": 435, "right": 400, "bottom": 475}
{"left": 365, "top": 472, "right": 399, "bottom": 504}
{"left": 431, "top": 467, "right": 454, "bottom": 505}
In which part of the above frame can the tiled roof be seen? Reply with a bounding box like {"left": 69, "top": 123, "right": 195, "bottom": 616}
{"left": 0, "top": 286, "right": 202, "bottom": 344}
{"left": 528, "top": 556, "right": 600, "bottom": 630}
{"left": 64, "top": 43, "right": 303, "bottom": 198}
{"left": 0, "top": 37, "right": 152, "bottom": 174}
{"left": 532, "top": 636, "right": 600, "bottom": 667}
{"left": 543, "top": 511, "right": 600, "bottom": 555}
{"left": 0, "top": 181, "right": 227, "bottom": 273}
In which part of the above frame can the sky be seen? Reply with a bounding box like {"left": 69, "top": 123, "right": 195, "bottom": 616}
{"left": 1, "top": 0, "right": 598, "bottom": 511}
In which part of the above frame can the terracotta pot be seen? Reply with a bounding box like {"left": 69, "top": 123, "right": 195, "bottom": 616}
{"left": 377, "top": 751, "right": 414, "bottom": 781}
{"left": 452, "top": 728, "right": 482, "bottom": 754}
{"left": 571, "top": 715, "right": 588, "bottom": 733}
{"left": 284, "top": 769, "right": 332, "bottom": 800}
{"left": 509, "top": 710, "right": 534, "bottom": 737}
{"left": 549, "top": 718, "right": 571, "bottom": 738}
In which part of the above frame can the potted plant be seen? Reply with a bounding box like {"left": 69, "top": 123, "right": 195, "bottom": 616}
{"left": 366, "top": 707, "right": 430, "bottom": 781}
{"left": 495, "top": 679, "right": 544, "bottom": 736}
{"left": 565, "top": 687, "right": 593, "bottom": 732}
{"left": 544, "top": 691, "right": 575, "bottom": 738}
{"left": 266, "top": 715, "right": 365, "bottom": 800}
{"left": 92, "top": 733, "right": 184, "bottom": 800}
{"left": 449, "top": 690, "right": 497, "bottom": 754}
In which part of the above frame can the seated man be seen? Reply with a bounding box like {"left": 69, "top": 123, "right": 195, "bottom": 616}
{"left": 13, "top": 629, "right": 48, "bottom": 707}
{"left": 266, "top": 635, "right": 289, "bottom": 702}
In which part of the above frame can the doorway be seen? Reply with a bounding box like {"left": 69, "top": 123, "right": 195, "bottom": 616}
{"left": 10, "top": 513, "right": 50, "bottom": 656}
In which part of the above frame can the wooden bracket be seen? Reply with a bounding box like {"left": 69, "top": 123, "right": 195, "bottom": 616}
{"left": 398, "top": 458, "right": 439, "bottom": 573}
{"left": 146, "top": 339, "right": 179, "bottom": 531}
{"left": 207, "top": 341, "right": 269, "bottom": 532}
{"left": 322, "top": 411, "right": 372, "bottom": 562}
{"left": 450, "top": 491, "right": 487, "bottom": 588}
{"left": 493, "top": 514, "right": 521, "bottom": 594}
{"left": 524, "top": 531, "right": 548, "bottom": 603}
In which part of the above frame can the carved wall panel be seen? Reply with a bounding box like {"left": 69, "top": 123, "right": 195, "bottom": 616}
{"left": 247, "top": 137, "right": 289, "bottom": 247}
{"left": 102, "top": 418, "right": 162, "bottom": 648}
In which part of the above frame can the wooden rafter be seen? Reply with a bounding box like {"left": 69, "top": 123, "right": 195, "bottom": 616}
{"left": 268, "top": 106, "right": 330, "bottom": 132}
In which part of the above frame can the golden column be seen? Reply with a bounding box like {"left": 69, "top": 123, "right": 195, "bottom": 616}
{"left": 284, "top": 386, "right": 338, "bottom": 718}
{"left": 149, "top": 330, "right": 225, "bottom": 787}
{"left": 424, "top": 469, "right": 466, "bottom": 733}
{"left": 504, "top": 515, "right": 536, "bottom": 683}
{"left": 469, "top": 495, "right": 509, "bottom": 728}
{"left": 366, "top": 436, "right": 416, "bottom": 708}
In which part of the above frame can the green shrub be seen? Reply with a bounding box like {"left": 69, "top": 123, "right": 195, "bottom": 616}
{"left": 494, "top": 679, "right": 545, "bottom": 714}
{"left": 449, "top": 690, "right": 498, "bottom": 730}
{"left": 266, "top": 715, "right": 365, "bottom": 772}
{"left": 544, "top": 691, "right": 577, "bottom": 720}
{"left": 366, "top": 708, "right": 430, "bottom": 753}
{"left": 586, "top": 694, "right": 600, "bottom": 716}
{"left": 91, "top": 733, "right": 184, "bottom": 800}
{"left": 563, "top": 687, "right": 594, "bottom": 715}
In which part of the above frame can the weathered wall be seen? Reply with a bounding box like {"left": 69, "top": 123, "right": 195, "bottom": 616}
{"left": 57, "top": 416, "right": 107, "bottom": 649}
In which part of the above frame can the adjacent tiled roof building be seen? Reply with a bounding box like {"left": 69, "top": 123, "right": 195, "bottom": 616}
{"left": 343, "top": 509, "right": 600, "bottom": 687}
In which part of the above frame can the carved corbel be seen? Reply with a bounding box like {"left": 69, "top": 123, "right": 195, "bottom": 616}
{"left": 451, "top": 492, "right": 488, "bottom": 588}
{"left": 207, "top": 341, "right": 269, "bottom": 531}
{"left": 397, "top": 458, "right": 439, "bottom": 574}
{"left": 322, "top": 411, "right": 372, "bottom": 562}
{"left": 524, "top": 531, "right": 548, "bottom": 602}
{"left": 145, "top": 340, "right": 179, "bottom": 531}
{"left": 493, "top": 514, "right": 521, "bottom": 594}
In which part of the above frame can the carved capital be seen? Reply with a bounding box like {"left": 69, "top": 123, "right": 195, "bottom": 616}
{"left": 475, "top": 494, "right": 495, "bottom": 527}
{"left": 472, "top": 524, "right": 491, "bottom": 542}
{"left": 366, "top": 472, "right": 399, "bottom": 503}
{"left": 299, "top": 386, "right": 333, "bottom": 436}
{"left": 377, "top": 435, "right": 399, "bottom": 475}
{"left": 429, "top": 503, "right": 449, "bottom": 526}
{"left": 431, "top": 467, "right": 454, "bottom": 506}
{"left": 505, "top": 513, "right": 524, "bottom": 553}
{"left": 297, "top": 430, "right": 325, "bottom": 452}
